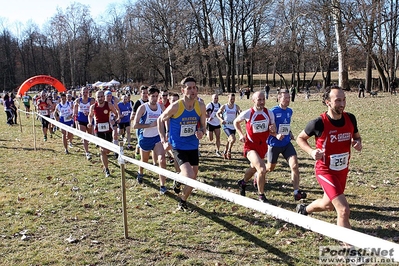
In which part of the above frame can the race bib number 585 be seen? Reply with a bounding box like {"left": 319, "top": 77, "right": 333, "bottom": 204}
{"left": 180, "top": 124, "right": 196, "bottom": 137}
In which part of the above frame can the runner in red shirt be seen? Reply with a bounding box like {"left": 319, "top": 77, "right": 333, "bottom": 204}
{"left": 37, "top": 91, "right": 53, "bottom": 141}
{"left": 234, "top": 91, "right": 276, "bottom": 203}
{"left": 87, "top": 90, "right": 120, "bottom": 177}
{"left": 296, "top": 86, "right": 362, "bottom": 231}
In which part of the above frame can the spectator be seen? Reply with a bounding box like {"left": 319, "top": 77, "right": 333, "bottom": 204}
{"left": 290, "top": 84, "right": 296, "bottom": 102}
{"left": 390, "top": 79, "right": 397, "bottom": 95}
{"left": 264, "top": 84, "right": 270, "bottom": 99}
{"left": 245, "top": 87, "right": 251, "bottom": 99}
{"left": 358, "top": 81, "right": 365, "bottom": 98}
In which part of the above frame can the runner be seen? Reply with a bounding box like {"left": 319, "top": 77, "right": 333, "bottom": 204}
{"left": 130, "top": 85, "right": 149, "bottom": 160}
{"left": 37, "top": 91, "right": 53, "bottom": 141}
{"left": 216, "top": 93, "right": 241, "bottom": 159}
{"left": 117, "top": 94, "right": 133, "bottom": 150}
{"left": 104, "top": 90, "right": 120, "bottom": 158}
{"left": 296, "top": 86, "right": 362, "bottom": 231}
{"left": 73, "top": 87, "right": 95, "bottom": 160}
{"left": 205, "top": 94, "right": 222, "bottom": 156}
{"left": 21, "top": 92, "right": 32, "bottom": 118}
{"left": 54, "top": 93, "right": 74, "bottom": 154}
{"left": 87, "top": 90, "right": 120, "bottom": 177}
{"left": 234, "top": 91, "right": 276, "bottom": 203}
{"left": 266, "top": 89, "right": 307, "bottom": 200}
{"left": 133, "top": 87, "right": 167, "bottom": 194}
{"left": 157, "top": 77, "right": 206, "bottom": 210}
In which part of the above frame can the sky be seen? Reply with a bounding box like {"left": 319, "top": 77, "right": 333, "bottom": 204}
{"left": 0, "top": 0, "right": 127, "bottom": 34}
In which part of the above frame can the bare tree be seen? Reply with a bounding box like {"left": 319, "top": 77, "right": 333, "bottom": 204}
{"left": 331, "top": 0, "right": 350, "bottom": 89}
{"left": 307, "top": 0, "right": 335, "bottom": 89}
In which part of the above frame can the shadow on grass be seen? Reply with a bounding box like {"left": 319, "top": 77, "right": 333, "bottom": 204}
{"left": 120, "top": 155, "right": 399, "bottom": 257}
{"left": 137, "top": 174, "right": 298, "bottom": 265}
{"left": 0, "top": 145, "right": 56, "bottom": 152}
{"left": 349, "top": 204, "right": 399, "bottom": 222}
{"left": 176, "top": 205, "right": 298, "bottom": 265}
{"left": 123, "top": 166, "right": 399, "bottom": 263}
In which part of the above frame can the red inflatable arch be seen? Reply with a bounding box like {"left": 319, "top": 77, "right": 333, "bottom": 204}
{"left": 17, "top": 75, "right": 67, "bottom": 96}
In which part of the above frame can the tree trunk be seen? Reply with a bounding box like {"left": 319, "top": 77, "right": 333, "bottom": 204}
{"left": 365, "top": 55, "right": 372, "bottom": 92}
{"left": 370, "top": 53, "right": 388, "bottom": 91}
{"left": 332, "top": 0, "right": 349, "bottom": 89}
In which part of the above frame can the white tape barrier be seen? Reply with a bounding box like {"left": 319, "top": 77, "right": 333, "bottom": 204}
{"left": 29, "top": 111, "right": 399, "bottom": 260}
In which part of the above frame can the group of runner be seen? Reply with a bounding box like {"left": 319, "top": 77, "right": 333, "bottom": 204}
{"left": 203, "top": 88, "right": 306, "bottom": 203}
{"left": 211, "top": 85, "right": 362, "bottom": 232}
{"left": 16, "top": 80, "right": 363, "bottom": 231}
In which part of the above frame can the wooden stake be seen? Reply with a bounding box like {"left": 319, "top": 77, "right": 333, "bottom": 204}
{"left": 18, "top": 107, "right": 22, "bottom": 133}
{"left": 119, "top": 142, "right": 128, "bottom": 238}
{"left": 33, "top": 106, "right": 37, "bottom": 151}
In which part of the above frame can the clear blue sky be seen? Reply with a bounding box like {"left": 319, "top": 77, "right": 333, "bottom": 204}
{"left": 0, "top": 0, "right": 127, "bottom": 34}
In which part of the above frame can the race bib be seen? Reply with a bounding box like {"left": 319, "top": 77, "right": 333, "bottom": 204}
{"left": 122, "top": 111, "right": 130, "bottom": 116}
{"left": 98, "top": 122, "right": 110, "bottom": 132}
{"left": 252, "top": 121, "right": 267, "bottom": 133}
{"left": 329, "top": 152, "right": 349, "bottom": 171}
{"left": 39, "top": 110, "right": 48, "bottom": 116}
{"left": 278, "top": 124, "right": 290, "bottom": 135}
{"left": 180, "top": 124, "right": 196, "bottom": 137}
{"left": 226, "top": 120, "right": 233, "bottom": 125}
{"left": 63, "top": 116, "right": 72, "bottom": 122}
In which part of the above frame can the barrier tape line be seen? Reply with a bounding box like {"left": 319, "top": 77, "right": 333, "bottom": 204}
{"left": 23, "top": 110, "right": 399, "bottom": 260}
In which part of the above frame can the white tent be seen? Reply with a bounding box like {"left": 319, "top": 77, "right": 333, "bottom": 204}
{"left": 107, "top": 79, "right": 120, "bottom": 87}
{"left": 93, "top": 81, "right": 104, "bottom": 87}
{"left": 98, "top": 82, "right": 109, "bottom": 88}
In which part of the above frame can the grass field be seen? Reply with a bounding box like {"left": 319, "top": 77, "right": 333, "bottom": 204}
{"left": 0, "top": 89, "right": 398, "bottom": 265}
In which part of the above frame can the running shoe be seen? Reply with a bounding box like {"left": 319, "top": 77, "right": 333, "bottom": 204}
{"left": 68, "top": 142, "right": 73, "bottom": 148}
{"left": 86, "top": 153, "right": 92, "bottom": 160}
{"left": 43, "top": 135, "right": 47, "bottom": 141}
{"left": 296, "top": 204, "right": 308, "bottom": 216}
{"left": 177, "top": 199, "right": 189, "bottom": 211}
{"left": 65, "top": 149, "right": 69, "bottom": 155}
{"left": 237, "top": 179, "right": 247, "bottom": 196}
{"left": 137, "top": 173, "right": 144, "bottom": 184}
{"left": 173, "top": 180, "right": 181, "bottom": 194}
{"left": 259, "top": 193, "right": 268, "bottom": 203}
{"left": 160, "top": 186, "right": 167, "bottom": 195}
{"left": 216, "top": 150, "right": 222, "bottom": 157}
{"left": 294, "top": 190, "right": 307, "bottom": 201}
{"left": 127, "top": 145, "right": 133, "bottom": 151}
{"left": 105, "top": 168, "right": 110, "bottom": 177}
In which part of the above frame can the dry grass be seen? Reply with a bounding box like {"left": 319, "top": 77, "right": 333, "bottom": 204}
{"left": 0, "top": 90, "right": 398, "bottom": 265}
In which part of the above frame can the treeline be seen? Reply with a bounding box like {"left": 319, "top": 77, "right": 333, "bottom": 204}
{"left": 0, "top": 0, "right": 398, "bottom": 93}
